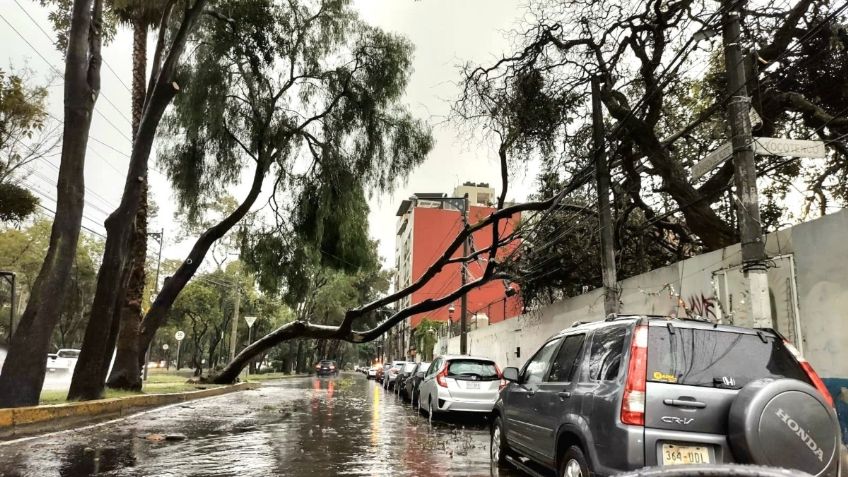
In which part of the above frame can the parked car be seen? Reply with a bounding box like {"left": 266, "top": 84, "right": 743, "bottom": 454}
{"left": 46, "top": 348, "right": 80, "bottom": 375}
{"left": 367, "top": 366, "right": 378, "bottom": 379}
{"left": 396, "top": 362, "right": 418, "bottom": 398}
{"left": 491, "top": 315, "right": 841, "bottom": 477}
{"left": 418, "top": 355, "right": 502, "bottom": 421}
{"left": 404, "top": 361, "right": 430, "bottom": 406}
{"left": 384, "top": 360, "right": 407, "bottom": 390}
{"left": 314, "top": 359, "right": 338, "bottom": 376}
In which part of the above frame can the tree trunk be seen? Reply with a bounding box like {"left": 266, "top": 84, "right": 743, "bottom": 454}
{"left": 295, "top": 340, "right": 305, "bottom": 374}
{"left": 68, "top": 0, "right": 206, "bottom": 401}
{"left": 133, "top": 159, "right": 270, "bottom": 365}
{"left": 107, "top": 18, "right": 148, "bottom": 392}
{"left": 0, "top": 0, "right": 103, "bottom": 408}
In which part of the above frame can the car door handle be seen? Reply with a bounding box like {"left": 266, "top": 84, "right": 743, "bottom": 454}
{"left": 557, "top": 391, "right": 571, "bottom": 400}
{"left": 663, "top": 398, "right": 707, "bottom": 409}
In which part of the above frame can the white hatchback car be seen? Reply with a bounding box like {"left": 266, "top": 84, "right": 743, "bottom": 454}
{"left": 417, "top": 355, "right": 503, "bottom": 421}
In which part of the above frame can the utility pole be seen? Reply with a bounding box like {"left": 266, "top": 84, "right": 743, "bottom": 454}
{"left": 591, "top": 77, "right": 619, "bottom": 316}
{"left": 459, "top": 193, "right": 469, "bottom": 355}
{"left": 721, "top": 0, "right": 771, "bottom": 328}
{"left": 229, "top": 281, "right": 241, "bottom": 361}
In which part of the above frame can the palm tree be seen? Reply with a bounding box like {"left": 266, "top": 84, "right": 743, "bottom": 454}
{"left": 106, "top": 0, "right": 170, "bottom": 391}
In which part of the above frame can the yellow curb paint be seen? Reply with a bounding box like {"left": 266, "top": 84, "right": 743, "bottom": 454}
{"left": 0, "top": 409, "right": 13, "bottom": 428}
{"left": 1, "top": 382, "right": 257, "bottom": 437}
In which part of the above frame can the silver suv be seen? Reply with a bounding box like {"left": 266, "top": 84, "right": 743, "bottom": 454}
{"left": 491, "top": 315, "right": 841, "bottom": 477}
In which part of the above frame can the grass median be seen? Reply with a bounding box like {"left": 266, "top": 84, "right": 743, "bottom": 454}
{"left": 38, "top": 370, "right": 225, "bottom": 405}
{"left": 37, "top": 370, "right": 309, "bottom": 405}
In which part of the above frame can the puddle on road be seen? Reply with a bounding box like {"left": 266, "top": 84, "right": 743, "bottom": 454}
{"left": 0, "top": 376, "right": 522, "bottom": 476}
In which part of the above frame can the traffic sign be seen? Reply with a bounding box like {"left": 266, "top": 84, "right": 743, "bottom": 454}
{"left": 692, "top": 137, "right": 826, "bottom": 180}
{"left": 244, "top": 316, "right": 257, "bottom": 328}
{"left": 162, "top": 344, "right": 169, "bottom": 350}
{"left": 175, "top": 330, "right": 185, "bottom": 341}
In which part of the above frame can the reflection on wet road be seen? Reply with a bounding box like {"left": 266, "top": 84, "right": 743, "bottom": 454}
{"left": 0, "top": 374, "right": 524, "bottom": 476}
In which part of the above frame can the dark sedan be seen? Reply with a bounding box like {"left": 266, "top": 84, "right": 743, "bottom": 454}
{"left": 403, "top": 361, "right": 430, "bottom": 406}
{"left": 314, "top": 359, "right": 338, "bottom": 376}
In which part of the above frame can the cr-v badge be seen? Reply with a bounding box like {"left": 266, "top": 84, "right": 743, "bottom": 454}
{"left": 661, "top": 416, "right": 694, "bottom": 425}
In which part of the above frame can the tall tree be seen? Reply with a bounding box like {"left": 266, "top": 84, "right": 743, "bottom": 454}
{"left": 0, "top": 0, "right": 103, "bottom": 407}
{"left": 459, "top": 0, "right": 847, "bottom": 252}
{"left": 116, "top": 0, "right": 432, "bottom": 389}
{"left": 106, "top": 0, "right": 171, "bottom": 391}
{"left": 68, "top": 0, "right": 211, "bottom": 401}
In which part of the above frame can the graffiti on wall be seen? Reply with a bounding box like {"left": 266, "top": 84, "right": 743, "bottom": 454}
{"left": 681, "top": 293, "right": 718, "bottom": 320}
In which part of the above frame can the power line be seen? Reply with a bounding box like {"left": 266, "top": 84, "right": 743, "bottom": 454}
{"left": 9, "top": 0, "right": 134, "bottom": 107}
{"left": 0, "top": 10, "right": 134, "bottom": 142}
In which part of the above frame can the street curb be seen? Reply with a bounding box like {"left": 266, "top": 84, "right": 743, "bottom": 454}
{"left": 0, "top": 382, "right": 259, "bottom": 439}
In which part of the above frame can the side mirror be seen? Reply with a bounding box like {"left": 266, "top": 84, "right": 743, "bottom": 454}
{"left": 502, "top": 367, "right": 519, "bottom": 383}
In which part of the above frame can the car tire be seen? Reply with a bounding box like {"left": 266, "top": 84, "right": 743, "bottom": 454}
{"left": 490, "top": 416, "right": 509, "bottom": 467}
{"left": 428, "top": 397, "right": 437, "bottom": 424}
{"left": 727, "top": 378, "right": 839, "bottom": 476}
{"left": 559, "top": 445, "right": 589, "bottom": 477}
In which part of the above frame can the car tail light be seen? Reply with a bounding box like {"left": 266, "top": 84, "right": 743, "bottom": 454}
{"left": 329, "top": 365, "right": 335, "bottom": 370}
{"left": 621, "top": 324, "right": 648, "bottom": 426}
{"left": 436, "top": 363, "right": 448, "bottom": 388}
{"left": 784, "top": 340, "right": 834, "bottom": 407}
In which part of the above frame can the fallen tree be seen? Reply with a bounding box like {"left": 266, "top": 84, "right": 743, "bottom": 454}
{"left": 213, "top": 165, "right": 591, "bottom": 382}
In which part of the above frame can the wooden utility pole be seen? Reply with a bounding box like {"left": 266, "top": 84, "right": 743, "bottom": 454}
{"left": 460, "top": 193, "right": 470, "bottom": 355}
{"left": 591, "top": 77, "right": 619, "bottom": 316}
{"left": 721, "top": 0, "right": 772, "bottom": 328}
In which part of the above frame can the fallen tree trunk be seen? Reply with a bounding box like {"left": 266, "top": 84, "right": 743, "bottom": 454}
{"left": 212, "top": 166, "right": 593, "bottom": 383}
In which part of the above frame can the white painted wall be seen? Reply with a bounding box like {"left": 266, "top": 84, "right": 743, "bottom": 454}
{"left": 437, "top": 209, "right": 847, "bottom": 381}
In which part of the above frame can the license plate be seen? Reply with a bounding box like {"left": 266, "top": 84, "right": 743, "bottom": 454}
{"left": 465, "top": 381, "right": 480, "bottom": 389}
{"left": 661, "top": 444, "right": 710, "bottom": 465}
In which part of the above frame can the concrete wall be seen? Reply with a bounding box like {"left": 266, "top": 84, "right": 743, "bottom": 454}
{"left": 437, "top": 209, "right": 848, "bottom": 441}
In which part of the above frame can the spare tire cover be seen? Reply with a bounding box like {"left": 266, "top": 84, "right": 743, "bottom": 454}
{"left": 728, "top": 378, "right": 839, "bottom": 476}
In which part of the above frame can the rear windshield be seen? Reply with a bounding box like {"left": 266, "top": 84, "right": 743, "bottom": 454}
{"left": 447, "top": 360, "right": 499, "bottom": 380}
{"left": 648, "top": 326, "right": 810, "bottom": 389}
{"left": 58, "top": 350, "right": 80, "bottom": 358}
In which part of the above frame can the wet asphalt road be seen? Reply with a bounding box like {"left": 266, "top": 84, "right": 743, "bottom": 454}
{"left": 0, "top": 374, "right": 524, "bottom": 476}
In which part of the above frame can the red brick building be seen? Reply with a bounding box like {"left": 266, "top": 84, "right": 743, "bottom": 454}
{"left": 394, "top": 183, "right": 523, "bottom": 331}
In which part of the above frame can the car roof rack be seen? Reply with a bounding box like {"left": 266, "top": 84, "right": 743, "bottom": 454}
{"left": 570, "top": 320, "right": 592, "bottom": 327}
{"left": 604, "top": 313, "right": 672, "bottom": 322}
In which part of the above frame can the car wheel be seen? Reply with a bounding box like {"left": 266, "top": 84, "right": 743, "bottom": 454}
{"left": 559, "top": 445, "right": 589, "bottom": 477}
{"left": 491, "top": 416, "right": 509, "bottom": 466}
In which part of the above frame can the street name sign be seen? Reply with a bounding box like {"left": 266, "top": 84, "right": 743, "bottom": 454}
{"left": 691, "top": 137, "right": 826, "bottom": 180}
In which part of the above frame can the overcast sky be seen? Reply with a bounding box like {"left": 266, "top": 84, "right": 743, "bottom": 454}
{"left": 0, "top": 0, "right": 537, "bottom": 270}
